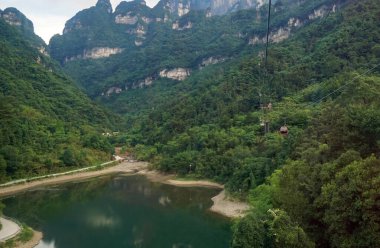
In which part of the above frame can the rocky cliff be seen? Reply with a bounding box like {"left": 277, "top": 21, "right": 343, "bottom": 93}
{"left": 49, "top": 0, "right": 345, "bottom": 97}
{"left": 154, "top": 0, "right": 269, "bottom": 16}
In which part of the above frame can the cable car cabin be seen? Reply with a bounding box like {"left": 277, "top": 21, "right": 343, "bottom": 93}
{"left": 280, "top": 126, "right": 289, "bottom": 136}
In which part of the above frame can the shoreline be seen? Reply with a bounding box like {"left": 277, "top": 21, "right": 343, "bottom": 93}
{"left": 16, "top": 230, "right": 43, "bottom": 248}
{"left": 0, "top": 161, "right": 249, "bottom": 247}
{"left": 0, "top": 161, "right": 149, "bottom": 198}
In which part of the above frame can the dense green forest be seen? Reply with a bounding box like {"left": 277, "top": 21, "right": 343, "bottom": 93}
{"left": 106, "top": 0, "right": 379, "bottom": 247}
{"left": 0, "top": 17, "right": 118, "bottom": 182}
{"left": 0, "top": 0, "right": 379, "bottom": 247}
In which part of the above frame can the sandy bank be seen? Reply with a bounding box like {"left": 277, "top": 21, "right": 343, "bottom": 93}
{"left": 16, "top": 230, "right": 43, "bottom": 248}
{"left": 165, "top": 179, "right": 223, "bottom": 189}
{"left": 0, "top": 161, "right": 148, "bottom": 198}
{"left": 210, "top": 190, "right": 250, "bottom": 218}
{"left": 139, "top": 171, "right": 248, "bottom": 218}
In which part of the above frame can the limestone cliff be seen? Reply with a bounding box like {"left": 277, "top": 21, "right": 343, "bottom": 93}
{"left": 0, "top": 8, "right": 34, "bottom": 32}
{"left": 154, "top": 0, "right": 269, "bottom": 17}
{"left": 65, "top": 47, "right": 124, "bottom": 62}
{"left": 159, "top": 68, "right": 191, "bottom": 81}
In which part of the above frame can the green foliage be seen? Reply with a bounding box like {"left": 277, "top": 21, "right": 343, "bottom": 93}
{"left": 231, "top": 213, "right": 267, "bottom": 248}
{"left": 18, "top": 224, "right": 34, "bottom": 242}
{"left": 231, "top": 209, "right": 314, "bottom": 248}
{"left": 0, "top": 19, "right": 118, "bottom": 182}
{"left": 267, "top": 209, "right": 314, "bottom": 248}
{"left": 320, "top": 156, "right": 380, "bottom": 248}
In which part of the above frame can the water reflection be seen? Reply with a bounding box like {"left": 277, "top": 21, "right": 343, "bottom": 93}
{"left": 86, "top": 212, "right": 120, "bottom": 228}
{"left": 3, "top": 175, "right": 231, "bottom": 248}
{"left": 158, "top": 196, "right": 171, "bottom": 206}
{"left": 37, "top": 239, "right": 55, "bottom": 248}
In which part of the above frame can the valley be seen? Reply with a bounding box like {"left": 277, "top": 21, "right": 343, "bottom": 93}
{"left": 0, "top": 0, "right": 379, "bottom": 247}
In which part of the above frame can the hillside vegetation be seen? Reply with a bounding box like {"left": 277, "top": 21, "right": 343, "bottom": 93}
{"left": 1, "top": 0, "right": 379, "bottom": 247}
{"left": 110, "top": 0, "right": 379, "bottom": 247}
{"left": 0, "top": 18, "right": 118, "bottom": 182}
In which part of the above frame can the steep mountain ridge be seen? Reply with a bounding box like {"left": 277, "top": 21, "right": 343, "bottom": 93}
{"left": 50, "top": 0, "right": 340, "bottom": 98}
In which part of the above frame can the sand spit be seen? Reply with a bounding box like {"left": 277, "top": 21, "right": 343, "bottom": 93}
{"left": 210, "top": 190, "right": 250, "bottom": 218}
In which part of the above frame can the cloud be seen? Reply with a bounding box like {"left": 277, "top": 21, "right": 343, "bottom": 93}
{"left": 0, "top": 0, "right": 160, "bottom": 43}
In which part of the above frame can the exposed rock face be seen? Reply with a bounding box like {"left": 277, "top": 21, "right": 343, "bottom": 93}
{"left": 132, "top": 77, "right": 154, "bottom": 88}
{"left": 162, "top": 0, "right": 191, "bottom": 17}
{"left": 249, "top": 35, "right": 263, "bottom": 45}
{"left": 1, "top": 11, "right": 22, "bottom": 26}
{"left": 209, "top": 0, "right": 261, "bottom": 16}
{"left": 248, "top": 4, "right": 337, "bottom": 46}
{"left": 199, "top": 57, "right": 226, "bottom": 69}
{"left": 309, "top": 5, "right": 333, "bottom": 20}
{"left": 172, "top": 21, "right": 193, "bottom": 30}
{"left": 0, "top": 8, "right": 34, "bottom": 31}
{"left": 155, "top": 0, "right": 268, "bottom": 18}
{"left": 83, "top": 47, "right": 124, "bottom": 59}
{"left": 38, "top": 46, "right": 49, "bottom": 56}
{"left": 115, "top": 14, "right": 138, "bottom": 25}
{"left": 136, "top": 24, "right": 147, "bottom": 37}
{"left": 65, "top": 47, "right": 124, "bottom": 62}
{"left": 269, "top": 27, "right": 291, "bottom": 43}
{"left": 104, "top": 87, "right": 123, "bottom": 96}
{"left": 142, "top": 16, "right": 154, "bottom": 24}
{"left": 178, "top": 2, "right": 191, "bottom": 16}
{"left": 159, "top": 68, "right": 191, "bottom": 81}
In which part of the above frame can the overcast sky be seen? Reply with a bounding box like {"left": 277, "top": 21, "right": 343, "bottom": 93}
{"left": 0, "top": 0, "right": 160, "bottom": 43}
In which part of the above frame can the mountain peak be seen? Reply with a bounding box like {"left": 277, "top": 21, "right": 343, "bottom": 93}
{"left": 96, "top": 0, "right": 113, "bottom": 13}
{"left": 0, "top": 7, "right": 34, "bottom": 32}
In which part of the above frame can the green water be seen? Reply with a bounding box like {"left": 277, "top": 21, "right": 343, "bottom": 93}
{"left": 2, "top": 175, "right": 231, "bottom": 248}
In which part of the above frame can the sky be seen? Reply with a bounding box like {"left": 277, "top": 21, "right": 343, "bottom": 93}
{"left": 0, "top": 0, "right": 160, "bottom": 43}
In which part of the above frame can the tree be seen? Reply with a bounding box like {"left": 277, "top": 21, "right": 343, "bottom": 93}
{"left": 231, "top": 214, "right": 267, "bottom": 248}
{"left": 267, "top": 209, "right": 315, "bottom": 248}
{"left": 60, "top": 148, "right": 77, "bottom": 167}
{"left": 320, "top": 156, "right": 380, "bottom": 248}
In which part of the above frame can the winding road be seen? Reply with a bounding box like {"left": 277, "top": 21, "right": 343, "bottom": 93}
{"left": 0, "top": 217, "right": 21, "bottom": 242}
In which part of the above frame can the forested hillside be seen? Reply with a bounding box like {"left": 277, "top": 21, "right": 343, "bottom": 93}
{"left": 0, "top": 16, "right": 118, "bottom": 182}
{"left": 110, "top": 0, "right": 378, "bottom": 247}
{"left": 1, "top": 0, "right": 379, "bottom": 247}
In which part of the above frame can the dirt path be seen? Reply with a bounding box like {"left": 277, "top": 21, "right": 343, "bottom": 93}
{"left": 0, "top": 217, "right": 21, "bottom": 242}
{"left": 0, "top": 161, "right": 148, "bottom": 198}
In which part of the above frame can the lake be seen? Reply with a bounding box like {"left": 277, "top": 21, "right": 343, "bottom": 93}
{"left": 2, "top": 175, "right": 232, "bottom": 248}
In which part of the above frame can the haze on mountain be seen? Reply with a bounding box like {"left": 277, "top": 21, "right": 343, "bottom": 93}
{"left": 0, "top": 0, "right": 379, "bottom": 247}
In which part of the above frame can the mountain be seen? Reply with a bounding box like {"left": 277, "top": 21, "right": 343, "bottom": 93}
{"left": 153, "top": 0, "right": 268, "bottom": 16}
{"left": 0, "top": 7, "right": 46, "bottom": 52}
{"left": 0, "top": 10, "right": 118, "bottom": 182}
{"left": 116, "top": 0, "right": 379, "bottom": 247}
{"left": 1, "top": 0, "right": 379, "bottom": 247}
{"left": 50, "top": 0, "right": 380, "bottom": 246}
{"left": 50, "top": 0, "right": 339, "bottom": 99}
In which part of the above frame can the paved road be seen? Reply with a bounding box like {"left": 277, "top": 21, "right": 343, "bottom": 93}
{"left": 0, "top": 217, "right": 21, "bottom": 241}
